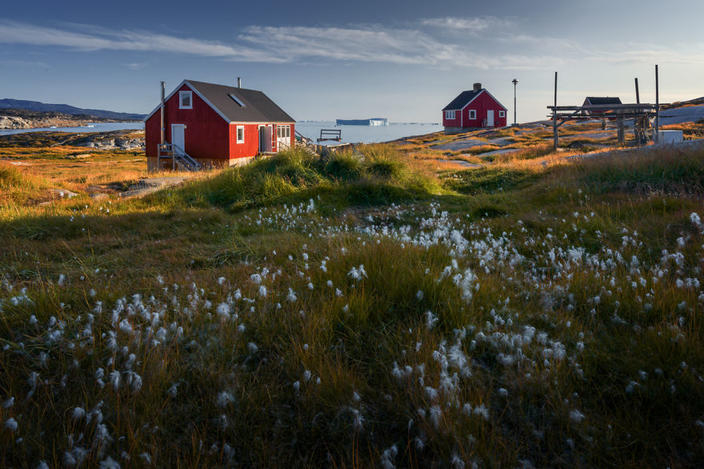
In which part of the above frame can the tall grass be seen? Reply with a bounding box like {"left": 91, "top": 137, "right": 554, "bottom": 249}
{"left": 1, "top": 141, "right": 704, "bottom": 467}
{"left": 150, "top": 145, "right": 442, "bottom": 212}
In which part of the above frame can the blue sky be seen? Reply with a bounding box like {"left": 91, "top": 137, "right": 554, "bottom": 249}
{"left": 1, "top": 0, "right": 703, "bottom": 122}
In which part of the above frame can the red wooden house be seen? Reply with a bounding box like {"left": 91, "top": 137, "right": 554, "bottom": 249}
{"left": 442, "top": 83, "right": 507, "bottom": 133}
{"left": 145, "top": 79, "right": 295, "bottom": 170}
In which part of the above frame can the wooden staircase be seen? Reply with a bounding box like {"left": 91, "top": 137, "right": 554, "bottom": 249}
{"left": 157, "top": 143, "right": 203, "bottom": 171}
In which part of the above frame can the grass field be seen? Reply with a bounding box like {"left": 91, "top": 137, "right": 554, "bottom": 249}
{"left": 1, "top": 141, "right": 703, "bottom": 467}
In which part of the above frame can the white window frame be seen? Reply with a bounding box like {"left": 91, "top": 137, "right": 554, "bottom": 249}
{"left": 179, "top": 91, "right": 193, "bottom": 109}
{"left": 277, "top": 125, "right": 291, "bottom": 138}
{"left": 236, "top": 125, "right": 245, "bottom": 144}
{"left": 444, "top": 110, "right": 456, "bottom": 120}
{"left": 468, "top": 109, "right": 477, "bottom": 119}
{"left": 499, "top": 110, "right": 506, "bottom": 118}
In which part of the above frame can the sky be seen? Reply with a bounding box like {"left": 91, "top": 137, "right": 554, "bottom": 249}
{"left": 1, "top": 0, "right": 703, "bottom": 122}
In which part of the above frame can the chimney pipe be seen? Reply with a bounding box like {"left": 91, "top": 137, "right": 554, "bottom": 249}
{"left": 473, "top": 82, "right": 482, "bottom": 91}
{"left": 237, "top": 77, "right": 242, "bottom": 88}
{"left": 160, "top": 81, "right": 165, "bottom": 146}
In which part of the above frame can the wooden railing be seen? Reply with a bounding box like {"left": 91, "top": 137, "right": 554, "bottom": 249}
{"left": 157, "top": 143, "right": 202, "bottom": 171}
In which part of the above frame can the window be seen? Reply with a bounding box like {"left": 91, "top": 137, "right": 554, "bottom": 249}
{"left": 229, "top": 94, "right": 246, "bottom": 107}
{"left": 236, "top": 125, "right": 245, "bottom": 144}
{"left": 469, "top": 109, "right": 477, "bottom": 119}
{"left": 499, "top": 110, "right": 506, "bottom": 118}
{"left": 179, "top": 91, "right": 192, "bottom": 109}
{"left": 444, "top": 110, "right": 456, "bottom": 120}
{"left": 277, "top": 125, "right": 291, "bottom": 138}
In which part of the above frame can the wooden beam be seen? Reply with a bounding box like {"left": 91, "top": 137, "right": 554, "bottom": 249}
{"left": 655, "top": 64, "right": 660, "bottom": 143}
{"left": 553, "top": 72, "right": 558, "bottom": 150}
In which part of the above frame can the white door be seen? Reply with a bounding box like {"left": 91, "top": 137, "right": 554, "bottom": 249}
{"left": 171, "top": 124, "right": 185, "bottom": 151}
{"left": 276, "top": 124, "right": 291, "bottom": 151}
{"left": 487, "top": 110, "right": 495, "bottom": 127}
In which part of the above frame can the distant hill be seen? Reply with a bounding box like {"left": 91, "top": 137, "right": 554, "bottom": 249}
{"left": 0, "top": 98, "right": 145, "bottom": 120}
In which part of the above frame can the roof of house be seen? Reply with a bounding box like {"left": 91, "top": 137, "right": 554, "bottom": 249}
{"left": 584, "top": 97, "right": 622, "bottom": 105}
{"left": 443, "top": 89, "right": 483, "bottom": 111}
{"left": 145, "top": 80, "right": 295, "bottom": 123}
{"left": 187, "top": 80, "right": 294, "bottom": 123}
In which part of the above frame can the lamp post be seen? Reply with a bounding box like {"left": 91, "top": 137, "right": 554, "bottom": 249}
{"left": 512, "top": 78, "right": 518, "bottom": 126}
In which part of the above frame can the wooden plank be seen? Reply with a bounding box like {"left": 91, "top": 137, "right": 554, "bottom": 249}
{"left": 553, "top": 72, "right": 558, "bottom": 150}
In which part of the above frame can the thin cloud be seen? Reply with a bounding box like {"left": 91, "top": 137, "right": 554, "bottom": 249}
{"left": 421, "top": 16, "right": 513, "bottom": 33}
{"left": 3, "top": 19, "right": 693, "bottom": 71}
{"left": 0, "top": 20, "right": 280, "bottom": 62}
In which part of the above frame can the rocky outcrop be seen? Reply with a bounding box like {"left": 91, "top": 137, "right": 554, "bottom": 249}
{"left": 0, "top": 116, "right": 32, "bottom": 129}
{"left": 79, "top": 135, "right": 144, "bottom": 151}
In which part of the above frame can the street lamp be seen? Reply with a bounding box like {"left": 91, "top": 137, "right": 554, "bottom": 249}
{"left": 512, "top": 78, "right": 518, "bottom": 126}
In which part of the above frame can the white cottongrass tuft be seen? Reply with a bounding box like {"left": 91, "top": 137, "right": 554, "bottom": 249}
{"left": 425, "top": 310, "right": 438, "bottom": 329}
{"left": 216, "top": 303, "right": 231, "bottom": 320}
{"left": 250, "top": 273, "right": 262, "bottom": 284}
{"left": 258, "top": 285, "right": 267, "bottom": 297}
{"left": 287, "top": 288, "right": 297, "bottom": 302}
{"left": 109, "top": 371, "right": 121, "bottom": 391}
{"left": 72, "top": 407, "right": 86, "bottom": 420}
{"left": 4, "top": 417, "right": 18, "bottom": 432}
{"left": 347, "top": 265, "right": 367, "bottom": 281}
{"left": 429, "top": 405, "right": 443, "bottom": 428}
{"left": 99, "top": 456, "right": 121, "bottom": 469}
{"left": 569, "top": 409, "right": 585, "bottom": 423}
{"left": 217, "top": 391, "right": 235, "bottom": 407}
{"left": 473, "top": 403, "right": 489, "bottom": 420}
{"left": 380, "top": 444, "right": 398, "bottom": 469}
{"left": 451, "top": 452, "right": 465, "bottom": 469}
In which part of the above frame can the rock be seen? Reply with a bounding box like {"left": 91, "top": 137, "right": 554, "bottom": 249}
{"left": 0, "top": 116, "right": 31, "bottom": 129}
{"left": 89, "top": 192, "right": 110, "bottom": 201}
{"left": 50, "top": 188, "right": 78, "bottom": 199}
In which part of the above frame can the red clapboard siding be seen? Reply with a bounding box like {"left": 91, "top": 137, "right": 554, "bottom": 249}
{"left": 145, "top": 84, "right": 229, "bottom": 160}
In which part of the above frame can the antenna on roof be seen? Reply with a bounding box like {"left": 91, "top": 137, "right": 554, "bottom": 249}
{"left": 237, "top": 77, "right": 242, "bottom": 88}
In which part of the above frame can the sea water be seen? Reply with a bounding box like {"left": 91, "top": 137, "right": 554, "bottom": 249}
{"left": 0, "top": 121, "right": 442, "bottom": 144}
{"left": 0, "top": 122, "right": 144, "bottom": 136}
{"left": 296, "top": 121, "right": 440, "bottom": 144}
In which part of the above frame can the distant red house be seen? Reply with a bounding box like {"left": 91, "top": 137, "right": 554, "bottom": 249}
{"left": 442, "top": 83, "right": 507, "bottom": 133}
{"left": 145, "top": 79, "right": 295, "bottom": 170}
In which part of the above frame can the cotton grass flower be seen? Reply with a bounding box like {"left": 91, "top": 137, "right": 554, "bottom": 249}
{"left": 569, "top": 409, "right": 585, "bottom": 423}
{"left": 4, "top": 417, "right": 18, "bottom": 432}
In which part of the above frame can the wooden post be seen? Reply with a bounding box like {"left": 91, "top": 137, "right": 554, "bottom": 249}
{"left": 553, "top": 72, "right": 558, "bottom": 150}
{"left": 634, "top": 78, "right": 640, "bottom": 104}
{"left": 160, "top": 81, "right": 165, "bottom": 146}
{"left": 655, "top": 64, "right": 660, "bottom": 143}
{"left": 618, "top": 117, "right": 625, "bottom": 145}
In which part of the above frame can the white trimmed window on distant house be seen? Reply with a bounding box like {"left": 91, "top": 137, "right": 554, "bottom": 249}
{"left": 499, "top": 110, "right": 506, "bottom": 118}
{"left": 236, "top": 125, "right": 245, "bottom": 144}
{"left": 445, "top": 110, "right": 456, "bottom": 120}
{"left": 179, "top": 91, "right": 193, "bottom": 109}
{"left": 469, "top": 110, "right": 477, "bottom": 119}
